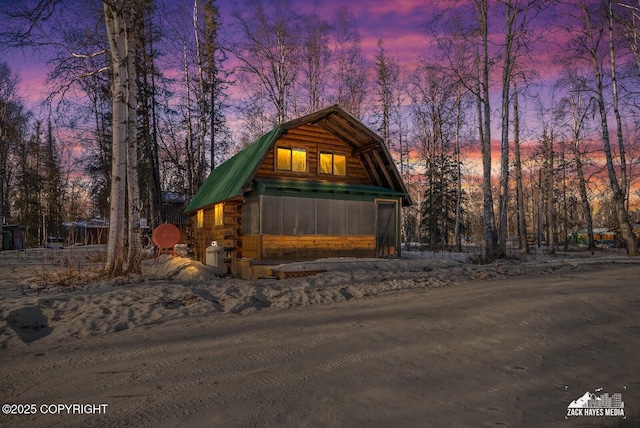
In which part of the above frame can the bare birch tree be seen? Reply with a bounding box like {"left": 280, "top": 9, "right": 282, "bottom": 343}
{"left": 229, "top": 0, "right": 301, "bottom": 125}
{"left": 496, "top": 0, "right": 547, "bottom": 255}
{"left": 544, "top": 128, "right": 555, "bottom": 254}
{"left": 104, "top": 0, "right": 142, "bottom": 274}
{"left": 332, "top": 6, "right": 368, "bottom": 119}
{"left": 300, "top": 13, "right": 330, "bottom": 113}
{"left": 558, "top": 70, "right": 596, "bottom": 249}
{"left": 472, "top": 0, "right": 499, "bottom": 259}
{"left": 574, "top": 0, "right": 638, "bottom": 255}
{"left": 607, "top": 0, "right": 628, "bottom": 204}
{"left": 512, "top": 85, "right": 529, "bottom": 253}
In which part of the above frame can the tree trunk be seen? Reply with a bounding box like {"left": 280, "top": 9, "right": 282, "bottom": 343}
{"left": 125, "top": 18, "right": 141, "bottom": 274}
{"left": 608, "top": 0, "right": 628, "bottom": 206}
{"left": 498, "top": 0, "right": 516, "bottom": 257}
{"left": 183, "top": 43, "right": 196, "bottom": 197}
{"left": 561, "top": 139, "right": 569, "bottom": 251}
{"left": 513, "top": 87, "right": 529, "bottom": 254}
{"left": 568, "top": 77, "right": 595, "bottom": 249}
{"left": 594, "top": 81, "right": 638, "bottom": 255}
{"left": 538, "top": 169, "right": 543, "bottom": 248}
{"left": 140, "top": 19, "right": 162, "bottom": 229}
{"left": 474, "top": 0, "right": 498, "bottom": 260}
{"left": 104, "top": 1, "right": 128, "bottom": 275}
{"left": 574, "top": 138, "right": 595, "bottom": 250}
{"left": 454, "top": 80, "right": 463, "bottom": 252}
{"left": 104, "top": 0, "right": 143, "bottom": 275}
{"left": 546, "top": 131, "right": 555, "bottom": 254}
{"left": 194, "top": 0, "right": 209, "bottom": 184}
{"left": 592, "top": 44, "right": 638, "bottom": 255}
{"left": 579, "top": 1, "right": 637, "bottom": 255}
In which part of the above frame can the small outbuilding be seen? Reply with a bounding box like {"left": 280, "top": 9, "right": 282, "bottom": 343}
{"left": 63, "top": 218, "right": 110, "bottom": 246}
{"left": 1, "top": 225, "right": 26, "bottom": 250}
{"left": 184, "top": 105, "right": 412, "bottom": 264}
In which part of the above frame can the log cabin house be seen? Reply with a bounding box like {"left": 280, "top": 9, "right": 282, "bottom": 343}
{"left": 184, "top": 105, "right": 412, "bottom": 266}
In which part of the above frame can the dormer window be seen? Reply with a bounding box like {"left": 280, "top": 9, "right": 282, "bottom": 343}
{"left": 320, "top": 152, "right": 346, "bottom": 176}
{"left": 277, "top": 147, "right": 306, "bottom": 172}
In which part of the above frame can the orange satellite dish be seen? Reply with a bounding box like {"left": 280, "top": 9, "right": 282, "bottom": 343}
{"left": 152, "top": 223, "right": 181, "bottom": 248}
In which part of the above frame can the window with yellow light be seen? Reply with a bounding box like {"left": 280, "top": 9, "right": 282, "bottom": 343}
{"left": 320, "top": 152, "right": 346, "bottom": 176}
{"left": 196, "top": 209, "right": 204, "bottom": 228}
{"left": 277, "top": 147, "right": 306, "bottom": 172}
{"left": 214, "top": 203, "right": 223, "bottom": 226}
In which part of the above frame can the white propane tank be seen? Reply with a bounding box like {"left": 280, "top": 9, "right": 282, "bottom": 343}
{"left": 205, "top": 241, "right": 226, "bottom": 275}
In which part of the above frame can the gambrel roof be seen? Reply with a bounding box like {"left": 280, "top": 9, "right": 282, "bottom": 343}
{"left": 184, "top": 105, "right": 412, "bottom": 214}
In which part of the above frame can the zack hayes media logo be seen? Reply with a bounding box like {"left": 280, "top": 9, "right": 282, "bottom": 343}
{"left": 566, "top": 388, "right": 625, "bottom": 418}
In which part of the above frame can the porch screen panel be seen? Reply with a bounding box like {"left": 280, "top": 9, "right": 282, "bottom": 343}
{"left": 242, "top": 199, "right": 260, "bottom": 235}
{"left": 317, "top": 199, "right": 347, "bottom": 235}
{"left": 261, "top": 195, "right": 282, "bottom": 234}
{"left": 348, "top": 201, "right": 375, "bottom": 235}
{"left": 282, "top": 197, "right": 315, "bottom": 235}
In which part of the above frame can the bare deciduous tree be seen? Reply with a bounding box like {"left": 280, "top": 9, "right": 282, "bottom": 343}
{"left": 574, "top": 0, "right": 637, "bottom": 255}
{"left": 332, "top": 6, "right": 368, "bottom": 118}
{"left": 472, "top": 0, "right": 499, "bottom": 259}
{"left": 512, "top": 85, "right": 529, "bottom": 253}
{"left": 104, "top": 0, "right": 143, "bottom": 274}
{"left": 558, "top": 70, "right": 596, "bottom": 249}
{"left": 300, "top": 12, "right": 330, "bottom": 113}
{"left": 374, "top": 39, "right": 399, "bottom": 148}
{"left": 230, "top": 0, "right": 301, "bottom": 125}
{"left": 0, "top": 63, "right": 28, "bottom": 240}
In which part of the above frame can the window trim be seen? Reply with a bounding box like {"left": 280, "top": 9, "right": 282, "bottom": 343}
{"left": 196, "top": 209, "right": 204, "bottom": 228}
{"left": 276, "top": 146, "right": 307, "bottom": 173}
{"left": 214, "top": 203, "right": 224, "bottom": 227}
{"left": 319, "top": 152, "right": 347, "bottom": 176}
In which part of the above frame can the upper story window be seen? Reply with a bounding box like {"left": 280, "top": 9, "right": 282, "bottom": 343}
{"left": 277, "top": 147, "right": 307, "bottom": 172}
{"left": 320, "top": 152, "right": 346, "bottom": 176}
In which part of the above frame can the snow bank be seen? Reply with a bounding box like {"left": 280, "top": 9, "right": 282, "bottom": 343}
{"left": 0, "top": 250, "right": 634, "bottom": 348}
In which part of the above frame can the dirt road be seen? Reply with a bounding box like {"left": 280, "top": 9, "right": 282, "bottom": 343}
{"left": 1, "top": 262, "right": 638, "bottom": 427}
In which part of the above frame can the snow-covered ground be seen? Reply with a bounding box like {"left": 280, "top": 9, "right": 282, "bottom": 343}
{"left": 0, "top": 246, "right": 638, "bottom": 427}
{"left": 0, "top": 245, "right": 635, "bottom": 348}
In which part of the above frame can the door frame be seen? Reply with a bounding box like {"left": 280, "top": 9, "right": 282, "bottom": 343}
{"left": 375, "top": 198, "right": 400, "bottom": 257}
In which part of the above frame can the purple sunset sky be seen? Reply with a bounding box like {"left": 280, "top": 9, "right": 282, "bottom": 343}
{"left": 4, "top": 0, "right": 562, "bottom": 111}
{"left": 1, "top": 0, "right": 621, "bottom": 160}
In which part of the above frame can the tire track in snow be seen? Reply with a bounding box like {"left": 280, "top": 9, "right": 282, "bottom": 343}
{"left": 112, "top": 330, "right": 355, "bottom": 426}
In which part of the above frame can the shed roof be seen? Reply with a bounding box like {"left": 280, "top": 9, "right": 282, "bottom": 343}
{"left": 184, "top": 105, "right": 412, "bottom": 213}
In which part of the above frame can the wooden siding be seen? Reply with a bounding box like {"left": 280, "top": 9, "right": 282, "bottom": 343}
{"left": 255, "top": 124, "right": 371, "bottom": 184}
{"left": 191, "top": 201, "right": 243, "bottom": 263}
{"left": 260, "top": 235, "right": 375, "bottom": 260}
{"left": 189, "top": 118, "right": 404, "bottom": 264}
{"left": 242, "top": 235, "right": 261, "bottom": 260}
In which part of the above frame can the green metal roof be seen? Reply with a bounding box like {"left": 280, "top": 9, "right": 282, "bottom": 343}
{"left": 185, "top": 105, "right": 414, "bottom": 213}
{"left": 248, "top": 178, "right": 406, "bottom": 202}
{"left": 184, "top": 127, "right": 281, "bottom": 213}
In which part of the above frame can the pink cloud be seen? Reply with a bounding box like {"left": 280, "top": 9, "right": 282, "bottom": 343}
{"left": 5, "top": 51, "right": 49, "bottom": 109}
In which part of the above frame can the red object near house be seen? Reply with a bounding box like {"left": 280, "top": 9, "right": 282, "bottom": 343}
{"left": 152, "top": 223, "right": 181, "bottom": 262}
